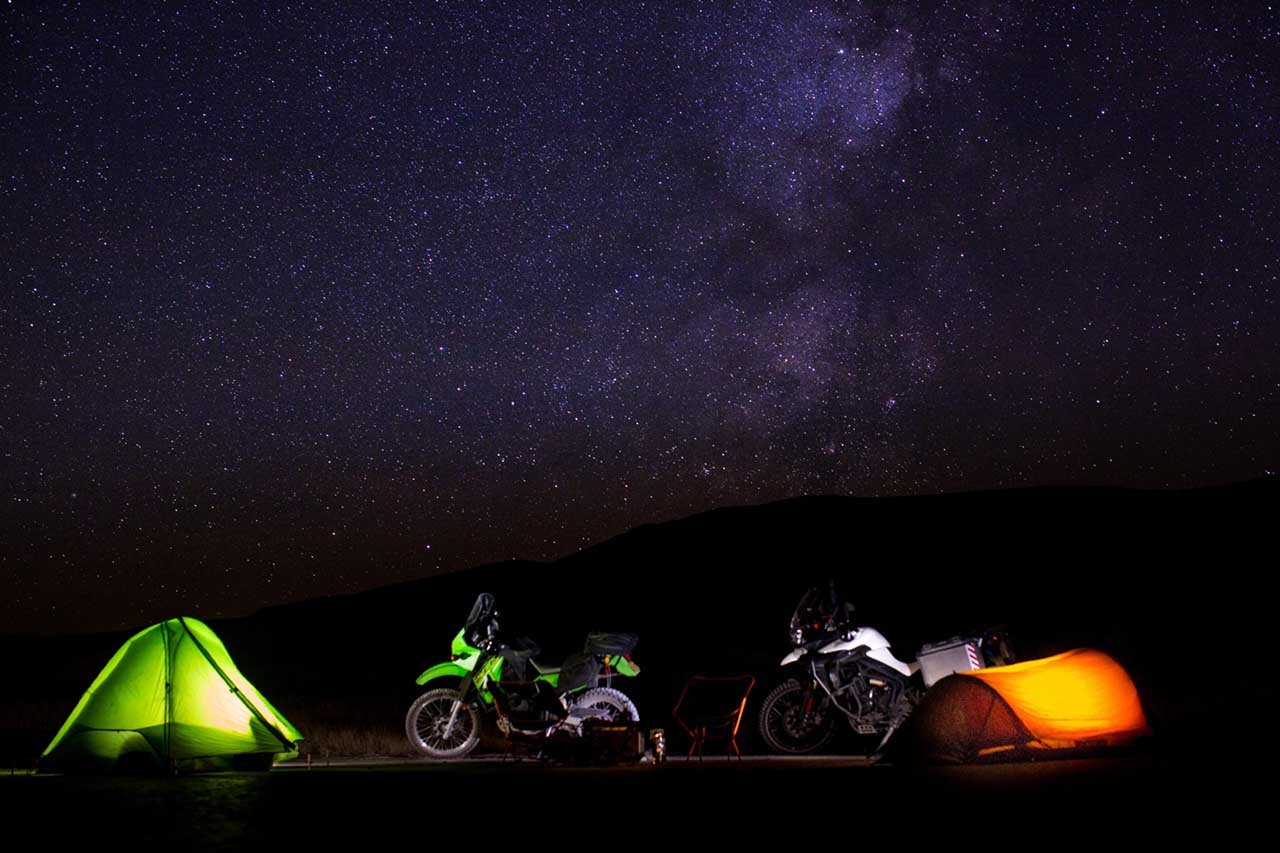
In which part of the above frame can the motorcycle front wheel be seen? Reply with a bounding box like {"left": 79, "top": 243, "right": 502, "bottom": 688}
{"left": 757, "top": 678, "right": 837, "bottom": 754}
{"left": 405, "top": 688, "right": 482, "bottom": 758}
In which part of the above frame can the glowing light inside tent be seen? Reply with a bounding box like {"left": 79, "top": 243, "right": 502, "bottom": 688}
{"left": 962, "top": 648, "right": 1150, "bottom": 746}
{"left": 42, "top": 616, "right": 301, "bottom": 771}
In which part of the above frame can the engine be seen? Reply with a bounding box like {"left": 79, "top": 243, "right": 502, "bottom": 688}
{"left": 822, "top": 656, "right": 911, "bottom": 730}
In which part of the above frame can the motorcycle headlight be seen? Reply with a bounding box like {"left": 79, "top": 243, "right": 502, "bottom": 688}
{"left": 792, "top": 628, "right": 805, "bottom": 646}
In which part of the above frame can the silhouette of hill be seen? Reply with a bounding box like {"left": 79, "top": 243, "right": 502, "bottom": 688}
{"left": 3, "top": 479, "right": 1275, "bottom": 761}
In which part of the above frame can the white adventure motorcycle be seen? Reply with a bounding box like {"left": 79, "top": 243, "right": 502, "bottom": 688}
{"left": 757, "top": 582, "right": 1013, "bottom": 754}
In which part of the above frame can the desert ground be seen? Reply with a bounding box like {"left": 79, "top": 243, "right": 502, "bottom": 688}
{"left": 3, "top": 751, "right": 1266, "bottom": 848}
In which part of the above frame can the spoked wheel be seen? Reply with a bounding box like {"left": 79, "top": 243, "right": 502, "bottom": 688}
{"left": 570, "top": 687, "right": 639, "bottom": 722}
{"left": 405, "top": 688, "right": 482, "bottom": 759}
{"left": 758, "top": 679, "right": 837, "bottom": 754}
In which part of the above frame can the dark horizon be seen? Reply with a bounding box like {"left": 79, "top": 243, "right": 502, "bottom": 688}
{"left": 4, "top": 4, "right": 1277, "bottom": 634}
{"left": 5, "top": 476, "right": 1275, "bottom": 637}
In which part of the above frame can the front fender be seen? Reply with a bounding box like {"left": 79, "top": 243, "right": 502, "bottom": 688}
{"left": 414, "top": 661, "right": 471, "bottom": 686}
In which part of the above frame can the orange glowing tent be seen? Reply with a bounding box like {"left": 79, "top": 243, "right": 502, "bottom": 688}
{"left": 896, "top": 648, "right": 1151, "bottom": 763}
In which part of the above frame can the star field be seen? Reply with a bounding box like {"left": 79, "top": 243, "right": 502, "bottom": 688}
{"left": 3, "top": 2, "right": 1278, "bottom": 632}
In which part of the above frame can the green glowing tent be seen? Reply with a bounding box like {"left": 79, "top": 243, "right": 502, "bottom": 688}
{"left": 41, "top": 616, "right": 301, "bottom": 772}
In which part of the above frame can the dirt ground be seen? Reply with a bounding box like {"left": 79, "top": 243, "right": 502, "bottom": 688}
{"left": 0, "top": 753, "right": 1262, "bottom": 848}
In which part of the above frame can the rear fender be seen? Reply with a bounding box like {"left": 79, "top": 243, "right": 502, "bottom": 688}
{"left": 607, "top": 654, "right": 641, "bottom": 677}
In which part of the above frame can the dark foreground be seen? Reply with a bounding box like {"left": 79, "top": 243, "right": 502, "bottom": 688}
{"left": 0, "top": 754, "right": 1262, "bottom": 847}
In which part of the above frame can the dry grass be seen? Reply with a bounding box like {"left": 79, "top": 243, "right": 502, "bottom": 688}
{"left": 278, "top": 697, "right": 418, "bottom": 759}
{"left": 0, "top": 698, "right": 73, "bottom": 731}
{"left": 1, "top": 698, "right": 72, "bottom": 767}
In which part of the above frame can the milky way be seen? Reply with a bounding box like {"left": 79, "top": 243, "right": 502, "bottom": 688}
{"left": 3, "top": 2, "right": 1277, "bottom": 632}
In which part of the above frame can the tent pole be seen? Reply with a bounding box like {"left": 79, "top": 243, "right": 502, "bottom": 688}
{"left": 164, "top": 620, "right": 176, "bottom": 774}
{"left": 971, "top": 692, "right": 1001, "bottom": 763}
{"left": 176, "top": 616, "right": 296, "bottom": 753}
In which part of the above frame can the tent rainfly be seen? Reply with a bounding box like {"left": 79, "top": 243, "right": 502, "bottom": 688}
{"left": 898, "top": 648, "right": 1151, "bottom": 763}
{"left": 41, "top": 616, "right": 301, "bottom": 773}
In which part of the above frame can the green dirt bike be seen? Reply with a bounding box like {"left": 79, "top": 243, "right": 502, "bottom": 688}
{"left": 405, "top": 593, "right": 642, "bottom": 758}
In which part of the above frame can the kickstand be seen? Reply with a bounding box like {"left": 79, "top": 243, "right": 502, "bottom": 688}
{"left": 874, "top": 719, "right": 903, "bottom": 757}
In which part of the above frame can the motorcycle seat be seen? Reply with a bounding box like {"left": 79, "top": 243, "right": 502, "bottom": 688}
{"left": 529, "top": 657, "right": 563, "bottom": 675}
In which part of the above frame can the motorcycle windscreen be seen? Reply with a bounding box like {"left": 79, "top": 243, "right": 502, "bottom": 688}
{"left": 464, "top": 593, "right": 498, "bottom": 647}
{"left": 789, "top": 585, "right": 852, "bottom": 642}
{"left": 465, "top": 593, "right": 496, "bottom": 631}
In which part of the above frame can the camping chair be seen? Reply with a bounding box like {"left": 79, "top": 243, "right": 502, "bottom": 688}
{"left": 671, "top": 674, "right": 756, "bottom": 759}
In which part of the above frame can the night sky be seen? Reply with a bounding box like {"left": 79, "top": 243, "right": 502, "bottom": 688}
{"left": 3, "top": 2, "right": 1277, "bottom": 634}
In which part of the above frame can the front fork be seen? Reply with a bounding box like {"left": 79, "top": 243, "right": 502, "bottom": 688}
{"left": 442, "top": 699, "right": 464, "bottom": 740}
{"left": 443, "top": 672, "right": 478, "bottom": 740}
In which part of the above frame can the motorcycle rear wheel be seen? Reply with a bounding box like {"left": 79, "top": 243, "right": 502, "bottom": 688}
{"left": 571, "top": 686, "right": 639, "bottom": 722}
{"left": 758, "top": 678, "right": 837, "bottom": 754}
{"left": 405, "top": 688, "right": 482, "bottom": 759}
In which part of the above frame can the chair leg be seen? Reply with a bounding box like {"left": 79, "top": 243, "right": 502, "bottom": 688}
{"left": 687, "top": 728, "right": 704, "bottom": 759}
